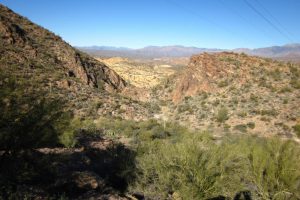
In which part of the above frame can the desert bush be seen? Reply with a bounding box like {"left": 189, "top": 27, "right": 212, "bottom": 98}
{"left": 132, "top": 135, "right": 300, "bottom": 199}
{"left": 293, "top": 124, "right": 300, "bottom": 138}
{"left": 237, "top": 110, "right": 247, "bottom": 118}
{"left": 59, "top": 118, "right": 97, "bottom": 147}
{"left": 213, "top": 99, "right": 220, "bottom": 106}
{"left": 215, "top": 107, "right": 229, "bottom": 123}
{"left": 289, "top": 65, "right": 300, "bottom": 78}
{"left": 269, "top": 68, "right": 281, "bottom": 81}
{"left": 0, "top": 73, "right": 72, "bottom": 153}
{"left": 290, "top": 78, "right": 300, "bottom": 89}
{"left": 279, "top": 86, "right": 292, "bottom": 93}
{"left": 250, "top": 93, "right": 259, "bottom": 102}
{"left": 95, "top": 118, "right": 186, "bottom": 143}
{"left": 177, "top": 103, "right": 193, "bottom": 113}
{"left": 260, "top": 109, "right": 278, "bottom": 117}
{"left": 218, "top": 79, "right": 229, "bottom": 87}
{"left": 247, "top": 122, "right": 255, "bottom": 129}
{"left": 234, "top": 124, "right": 248, "bottom": 133}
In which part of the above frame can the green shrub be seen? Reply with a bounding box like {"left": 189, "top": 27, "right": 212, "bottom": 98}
{"left": 247, "top": 122, "right": 255, "bottom": 129}
{"left": 0, "top": 74, "right": 72, "bottom": 152}
{"left": 213, "top": 99, "right": 220, "bottom": 106}
{"left": 237, "top": 111, "right": 247, "bottom": 118}
{"left": 290, "top": 79, "right": 300, "bottom": 89}
{"left": 293, "top": 124, "right": 300, "bottom": 138}
{"left": 132, "top": 135, "right": 300, "bottom": 199}
{"left": 269, "top": 68, "right": 281, "bottom": 81}
{"left": 279, "top": 86, "right": 292, "bottom": 93}
{"left": 250, "top": 93, "right": 259, "bottom": 102}
{"left": 177, "top": 103, "right": 193, "bottom": 113}
{"left": 59, "top": 118, "right": 81, "bottom": 147}
{"left": 218, "top": 79, "right": 229, "bottom": 87}
{"left": 289, "top": 65, "right": 300, "bottom": 78}
{"left": 260, "top": 109, "right": 278, "bottom": 117}
{"left": 234, "top": 124, "right": 248, "bottom": 133}
{"left": 215, "top": 107, "right": 229, "bottom": 123}
{"left": 95, "top": 118, "right": 186, "bottom": 143}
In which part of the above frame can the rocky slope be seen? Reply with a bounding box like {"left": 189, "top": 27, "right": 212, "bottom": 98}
{"left": 0, "top": 5, "right": 126, "bottom": 91}
{"left": 0, "top": 4, "right": 152, "bottom": 120}
{"left": 151, "top": 52, "right": 300, "bottom": 140}
{"left": 172, "top": 52, "right": 262, "bottom": 102}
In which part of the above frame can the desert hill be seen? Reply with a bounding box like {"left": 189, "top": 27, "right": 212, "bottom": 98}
{"left": 0, "top": 4, "right": 152, "bottom": 120}
{"left": 150, "top": 52, "right": 300, "bottom": 139}
{"left": 0, "top": 5, "right": 125, "bottom": 91}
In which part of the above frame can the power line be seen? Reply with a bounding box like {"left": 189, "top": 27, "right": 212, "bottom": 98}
{"left": 253, "top": 0, "right": 294, "bottom": 42}
{"left": 243, "top": 0, "right": 293, "bottom": 43}
{"left": 218, "top": 0, "right": 275, "bottom": 42}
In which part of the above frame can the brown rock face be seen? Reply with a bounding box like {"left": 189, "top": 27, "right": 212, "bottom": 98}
{"left": 0, "top": 4, "right": 126, "bottom": 92}
{"left": 173, "top": 53, "right": 223, "bottom": 102}
{"left": 172, "top": 52, "right": 251, "bottom": 103}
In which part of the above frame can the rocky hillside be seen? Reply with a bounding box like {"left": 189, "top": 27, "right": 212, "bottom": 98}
{"left": 173, "top": 52, "right": 267, "bottom": 102}
{"left": 0, "top": 5, "right": 126, "bottom": 91}
{"left": 151, "top": 52, "right": 300, "bottom": 140}
{"left": 0, "top": 5, "right": 152, "bottom": 120}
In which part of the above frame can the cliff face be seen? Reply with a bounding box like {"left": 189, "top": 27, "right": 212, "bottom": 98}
{"left": 0, "top": 4, "right": 126, "bottom": 92}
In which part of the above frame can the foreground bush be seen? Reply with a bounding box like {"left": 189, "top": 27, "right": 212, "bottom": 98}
{"left": 0, "top": 73, "right": 72, "bottom": 153}
{"left": 132, "top": 134, "right": 300, "bottom": 199}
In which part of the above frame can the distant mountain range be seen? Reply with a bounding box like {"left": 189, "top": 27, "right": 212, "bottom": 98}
{"left": 77, "top": 45, "right": 224, "bottom": 59}
{"left": 234, "top": 44, "right": 300, "bottom": 62}
{"left": 78, "top": 44, "right": 300, "bottom": 62}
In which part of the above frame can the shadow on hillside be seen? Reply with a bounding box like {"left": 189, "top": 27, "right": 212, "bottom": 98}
{"left": 0, "top": 133, "right": 137, "bottom": 199}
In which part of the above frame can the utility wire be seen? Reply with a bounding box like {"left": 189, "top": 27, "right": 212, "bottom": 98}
{"left": 253, "top": 0, "right": 295, "bottom": 42}
{"left": 243, "top": 0, "right": 293, "bottom": 43}
{"left": 218, "top": 0, "right": 275, "bottom": 42}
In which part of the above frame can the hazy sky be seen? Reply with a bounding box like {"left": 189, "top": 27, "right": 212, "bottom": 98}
{"left": 1, "top": 0, "right": 299, "bottom": 49}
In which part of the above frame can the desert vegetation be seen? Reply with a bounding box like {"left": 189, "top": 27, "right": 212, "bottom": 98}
{"left": 1, "top": 4, "right": 300, "bottom": 199}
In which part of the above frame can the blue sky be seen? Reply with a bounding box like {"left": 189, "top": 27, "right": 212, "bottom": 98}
{"left": 1, "top": 0, "right": 299, "bottom": 49}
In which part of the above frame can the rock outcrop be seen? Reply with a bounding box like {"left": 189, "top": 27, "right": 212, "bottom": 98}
{"left": 172, "top": 52, "right": 259, "bottom": 103}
